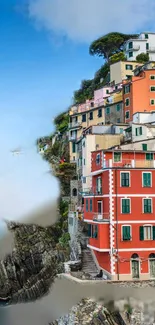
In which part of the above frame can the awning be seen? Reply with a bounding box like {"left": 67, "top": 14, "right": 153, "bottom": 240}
{"left": 87, "top": 169, "right": 103, "bottom": 177}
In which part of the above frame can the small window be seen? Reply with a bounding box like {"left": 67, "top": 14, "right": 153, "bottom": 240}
{"left": 151, "top": 99, "right": 155, "bottom": 105}
{"left": 125, "top": 111, "right": 130, "bottom": 119}
{"left": 143, "top": 172, "right": 151, "bottom": 187}
{"left": 124, "top": 85, "right": 130, "bottom": 94}
{"left": 146, "top": 43, "right": 149, "bottom": 50}
{"left": 117, "top": 118, "right": 120, "bottom": 123}
{"left": 82, "top": 114, "right": 86, "bottom": 122}
{"left": 89, "top": 112, "right": 93, "bottom": 120}
{"left": 121, "top": 172, "right": 130, "bottom": 187}
{"left": 72, "top": 188, "right": 77, "bottom": 196}
{"left": 72, "top": 142, "right": 76, "bottom": 153}
{"left": 90, "top": 199, "right": 93, "bottom": 212}
{"left": 125, "top": 98, "right": 130, "bottom": 106}
{"left": 106, "top": 89, "right": 109, "bottom": 94}
{"left": 122, "top": 226, "right": 131, "bottom": 241}
{"left": 136, "top": 126, "right": 142, "bottom": 136}
{"left": 122, "top": 198, "right": 130, "bottom": 214}
{"left": 116, "top": 103, "right": 120, "bottom": 111}
{"left": 145, "top": 34, "right": 149, "bottom": 39}
{"left": 144, "top": 226, "right": 152, "bottom": 240}
{"left": 98, "top": 108, "right": 102, "bottom": 117}
{"left": 83, "top": 141, "right": 85, "bottom": 147}
{"left": 125, "top": 64, "right": 133, "bottom": 70}
{"left": 150, "top": 75, "right": 155, "bottom": 80}
{"left": 129, "top": 51, "right": 133, "bottom": 58}
{"left": 146, "top": 153, "right": 153, "bottom": 160}
{"left": 84, "top": 158, "right": 86, "bottom": 165}
{"left": 106, "top": 107, "right": 110, "bottom": 115}
{"left": 143, "top": 198, "right": 152, "bottom": 213}
{"left": 142, "top": 143, "right": 147, "bottom": 151}
{"left": 86, "top": 199, "right": 89, "bottom": 212}
{"left": 82, "top": 176, "right": 86, "bottom": 184}
{"left": 114, "top": 152, "right": 121, "bottom": 162}
{"left": 96, "top": 153, "right": 100, "bottom": 165}
{"left": 96, "top": 177, "right": 102, "bottom": 195}
{"left": 92, "top": 224, "right": 98, "bottom": 239}
{"left": 128, "top": 42, "right": 133, "bottom": 49}
{"left": 150, "top": 86, "right": 155, "bottom": 92}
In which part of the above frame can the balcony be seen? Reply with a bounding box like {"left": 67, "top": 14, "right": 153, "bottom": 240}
{"left": 93, "top": 213, "right": 110, "bottom": 222}
{"left": 147, "top": 47, "right": 155, "bottom": 53}
{"left": 82, "top": 187, "right": 102, "bottom": 196}
{"left": 68, "top": 122, "right": 82, "bottom": 129}
{"left": 102, "top": 159, "right": 155, "bottom": 169}
{"left": 69, "top": 134, "right": 77, "bottom": 141}
{"left": 126, "top": 45, "right": 140, "bottom": 51}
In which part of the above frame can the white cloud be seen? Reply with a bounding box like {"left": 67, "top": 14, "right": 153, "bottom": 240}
{"left": 28, "top": 0, "right": 155, "bottom": 43}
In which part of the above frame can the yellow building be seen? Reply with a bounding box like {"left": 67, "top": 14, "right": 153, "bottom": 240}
{"left": 69, "top": 100, "right": 105, "bottom": 162}
{"left": 110, "top": 61, "right": 143, "bottom": 84}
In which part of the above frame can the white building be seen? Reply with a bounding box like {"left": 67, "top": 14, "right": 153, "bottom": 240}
{"left": 123, "top": 122, "right": 155, "bottom": 144}
{"left": 133, "top": 111, "right": 155, "bottom": 124}
{"left": 124, "top": 32, "right": 155, "bottom": 61}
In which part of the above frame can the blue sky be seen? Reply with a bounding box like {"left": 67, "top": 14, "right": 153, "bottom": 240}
{"left": 0, "top": 0, "right": 155, "bottom": 223}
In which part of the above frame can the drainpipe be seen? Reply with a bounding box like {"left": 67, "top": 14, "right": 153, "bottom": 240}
{"left": 115, "top": 168, "right": 119, "bottom": 280}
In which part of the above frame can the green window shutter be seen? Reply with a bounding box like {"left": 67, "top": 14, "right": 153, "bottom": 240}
{"left": 153, "top": 226, "right": 155, "bottom": 240}
{"left": 90, "top": 199, "right": 92, "bottom": 212}
{"left": 143, "top": 173, "right": 151, "bottom": 187}
{"left": 148, "top": 199, "right": 152, "bottom": 213}
{"left": 147, "top": 173, "right": 151, "bottom": 187}
{"left": 121, "top": 173, "right": 125, "bottom": 186}
{"left": 122, "top": 199, "right": 130, "bottom": 213}
{"left": 139, "top": 127, "right": 142, "bottom": 135}
{"left": 143, "top": 173, "right": 147, "bottom": 186}
{"left": 140, "top": 226, "right": 144, "bottom": 240}
{"left": 142, "top": 144, "right": 147, "bottom": 151}
{"left": 135, "top": 128, "right": 138, "bottom": 136}
{"left": 146, "top": 153, "right": 153, "bottom": 160}
{"left": 144, "top": 199, "right": 147, "bottom": 213}
{"left": 123, "top": 226, "right": 131, "bottom": 240}
{"left": 126, "top": 199, "right": 130, "bottom": 213}
{"left": 93, "top": 225, "right": 98, "bottom": 239}
{"left": 88, "top": 224, "right": 92, "bottom": 237}
{"left": 122, "top": 199, "right": 126, "bottom": 213}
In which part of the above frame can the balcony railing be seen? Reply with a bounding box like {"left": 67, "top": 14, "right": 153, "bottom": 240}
{"left": 82, "top": 187, "right": 102, "bottom": 196}
{"left": 69, "top": 121, "right": 82, "bottom": 129}
{"left": 147, "top": 47, "right": 155, "bottom": 53}
{"left": 68, "top": 135, "right": 77, "bottom": 141}
{"left": 127, "top": 45, "right": 140, "bottom": 51}
{"left": 93, "top": 213, "right": 110, "bottom": 222}
{"left": 102, "top": 159, "right": 155, "bottom": 169}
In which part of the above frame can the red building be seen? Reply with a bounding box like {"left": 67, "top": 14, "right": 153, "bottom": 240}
{"left": 83, "top": 149, "right": 155, "bottom": 280}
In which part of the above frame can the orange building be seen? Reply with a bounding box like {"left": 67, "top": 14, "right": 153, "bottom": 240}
{"left": 123, "top": 67, "right": 155, "bottom": 123}
{"left": 83, "top": 149, "right": 155, "bottom": 280}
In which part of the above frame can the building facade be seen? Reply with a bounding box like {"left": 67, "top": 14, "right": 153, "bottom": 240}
{"left": 124, "top": 32, "right": 155, "bottom": 61}
{"left": 110, "top": 61, "right": 142, "bottom": 84}
{"left": 83, "top": 149, "right": 155, "bottom": 280}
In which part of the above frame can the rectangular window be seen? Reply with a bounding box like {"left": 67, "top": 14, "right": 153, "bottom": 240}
{"left": 122, "top": 226, "right": 131, "bottom": 241}
{"left": 124, "top": 85, "right": 130, "bottom": 94}
{"left": 144, "top": 226, "right": 152, "bottom": 240}
{"left": 106, "top": 89, "right": 109, "bottom": 94}
{"left": 72, "top": 142, "right": 76, "bottom": 153}
{"left": 114, "top": 152, "right": 121, "bottom": 162}
{"left": 122, "top": 198, "right": 130, "bottom": 214}
{"left": 125, "top": 98, "right": 130, "bottom": 106}
{"left": 150, "top": 86, "right": 155, "bottom": 92}
{"left": 121, "top": 172, "right": 130, "bottom": 187}
{"left": 129, "top": 51, "right": 133, "bottom": 58}
{"left": 98, "top": 108, "right": 102, "bottom": 117}
{"left": 90, "top": 199, "right": 93, "bottom": 212}
{"left": 82, "top": 176, "right": 86, "bottom": 184}
{"left": 150, "top": 99, "right": 155, "bottom": 105}
{"left": 143, "top": 198, "right": 152, "bottom": 213}
{"left": 96, "top": 177, "right": 102, "bottom": 195}
{"left": 128, "top": 42, "right": 133, "bottom": 49}
{"left": 117, "top": 118, "right": 120, "bottom": 123}
{"left": 143, "top": 172, "right": 151, "bottom": 187}
{"left": 146, "top": 43, "right": 149, "bottom": 50}
{"left": 92, "top": 225, "right": 98, "bottom": 239}
{"left": 150, "top": 75, "right": 155, "bottom": 80}
{"left": 86, "top": 199, "right": 89, "bottom": 212}
{"left": 84, "top": 158, "right": 86, "bottom": 165}
{"left": 125, "top": 64, "right": 133, "bottom": 70}
{"left": 96, "top": 153, "right": 100, "bottom": 165}
{"left": 125, "top": 111, "right": 130, "bottom": 119}
{"left": 145, "top": 33, "right": 148, "bottom": 39}
{"left": 106, "top": 107, "right": 110, "bottom": 114}
{"left": 82, "top": 114, "right": 86, "bottom": 122}
{"left": 142, "top": 143, "right": 147, "bottom": 151}
{"left": 146, "top": 153, "right": 153, "bottom": 160}
{"left": 116, "top": 103, "right": 120, "bottom": 111}
{"left": 135, "top": 126, "right": 142, "bottom": 136}
{"left": 89, "top": 112, "right": 93, "bottom": 120}
{"left": 88, "top": 224, "right": 92, "bottom": 237}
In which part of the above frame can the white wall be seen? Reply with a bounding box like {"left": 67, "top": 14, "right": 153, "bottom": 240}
{"left": 133, "top": 112, "right": 155, "bottom": 124}
{"left": 120, "top": 138, "right": 155, "bottom": 151}
{"left": 82, "top": 135, "right": 96, "bottom": 191}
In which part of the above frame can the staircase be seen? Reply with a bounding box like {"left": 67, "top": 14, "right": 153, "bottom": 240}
{"left": 82, "top": 248, "right": 98, "bottom": 276}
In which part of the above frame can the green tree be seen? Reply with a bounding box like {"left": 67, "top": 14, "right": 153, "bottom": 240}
{"left": 136, "top": 52, "right": 149, "bottom": 63}
{"left": 74, "top": 79, "right": 93, "bottom": 104}
{"left": 110, "top": 52, "right": 126, "bottom": 64}
{"left": 89, "top": 32, "right": 138, "bottom": 61}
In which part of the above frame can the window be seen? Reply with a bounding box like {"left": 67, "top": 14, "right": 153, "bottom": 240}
{"left": 125, "top": 98, "right": 130, "bottom": 106}
{"left": 122, "top": 226, "right": 131, "bottom": 241}
{"left": 124, "top": 85, "right": 130, "bottom": 94}
{"left": 143, "top": 198, "right": 152, "bottom": 213}
{"left": 126, "top": 64, "right": 133, "bottom": 70}
{"left": 129, "top": 52, "right": 133, "bottom": 58}
{"left": 84, "top": 158, "right": 86, "bottom": 165}
{"left": 128, "top": 42, "right": 133, "bottom": 49}
{"left": 140, "top": 225, "right": 155, "bottom": 241}
{"left": 72, "top": 142, "right": 76, "bottom": 153}
{"left": 106, "top": 107, "right": 110, "bottom": 115}
{"left": 98, "top": 108, "right": 102, "bottom": 117}
{"left": 90, "top": 199, "right": 93, "bottom": 212}
{"left": 122, "top": 198, "right": 130, "bottom": 213}
{"left": 114, "top": 152, "right": 121, "bottom": 162}
{"left": 83, "top": 141, "right": 85, "bottom": 147}
{"left": 96, "top": 153, "right": 100, "bottom": 165}
{"left": 146, "top": 153, "right": 153, "bottom": 160}
{"left": 143, "top": 172, "right": 151, "bottom": 187}
{"left": 116, "top": 103, "right": 120, "bottom": 111}
{"left": 82, "top": 176, "right": 86, "bottom": 184}
{"left": 86, "top": 199, "right": 89, "bottom": 212}
{"left": 125, "top": 111, "right": 130, "bottom": 119}
{"left": 135, "top": 126, "right": 142, "bottom": 136}
{"left": 92, "top": 225, "right": 98, "bottom": 239}
{"left": 106, "top": 89, "right": 109, "bottom": 94}
{"left": 146, "top": 43, "right": 149, "bottom": 50}
{"left": 142, "top": 143, "right": 147, "bottom": 151}
{"left": 89, "top": 112, "right": 93, "bottom": 120}
{"left": 82, "top": 114, "right": 86, "bottom": 122}
{"left": 150, "top": 75, "right": 155, "bottom": 80}
{"left": 150, "top": 86, "right": 155, "bottom": 92}
{"left": 72, "top": 188, "right": 77, "bottom": 197}
{"left": 96, "top": 177, "right": 102, "bottom": 194}
{"left": 117, "top": 118, "right": 120, "bottom": 123}
{"left": 121, "top": 172, "right": 130, "bottom": 187}
{"left": 145, "top": 33, "right": 148, "bottom": 39}
{"left": 150, "top": 99, "right": 155, "bottom": 105}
